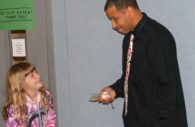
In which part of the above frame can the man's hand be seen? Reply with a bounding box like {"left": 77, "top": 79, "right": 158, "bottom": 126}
{"left": 98, "top": 87, "right": 116, "bottom": 104}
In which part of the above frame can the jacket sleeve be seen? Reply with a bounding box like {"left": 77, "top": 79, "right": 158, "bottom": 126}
{"left": 5, "top": 105, "right": 25, "bottom": 127}
{"left": 46, "top": 92, "right": 57, "bottom": 127}
{"left": 109, "top": 76, "right": 125, "bottom": 98}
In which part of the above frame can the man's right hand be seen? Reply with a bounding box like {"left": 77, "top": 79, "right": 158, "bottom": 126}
{"left": 98, "top": 87, "right": 116, "bottom": 104}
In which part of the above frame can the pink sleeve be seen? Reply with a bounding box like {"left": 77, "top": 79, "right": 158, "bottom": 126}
{"left": 5, "top": 105, "right": 25, "bottom": 127}
{"left": 46, "top": 92, "right": 57, "bottom": 127}
{"left": 46, "top": 109, "right": 56, "bottom": 127}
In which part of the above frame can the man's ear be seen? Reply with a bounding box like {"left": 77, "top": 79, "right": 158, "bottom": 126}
{"left": 126, "top": 7, "right": 134, "bottom": 16}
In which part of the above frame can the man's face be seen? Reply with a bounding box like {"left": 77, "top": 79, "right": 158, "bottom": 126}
{"left": 105, "top": 6, "right": 132, "bottom": 35}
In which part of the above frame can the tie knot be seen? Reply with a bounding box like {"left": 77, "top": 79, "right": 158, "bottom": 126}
{"left": 130, "top": 34, "right": 134, "bottom": 41}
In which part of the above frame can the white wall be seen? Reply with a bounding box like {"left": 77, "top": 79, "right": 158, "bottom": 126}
{"left": 51, "top": 0, "right": 195, "bottom": 127}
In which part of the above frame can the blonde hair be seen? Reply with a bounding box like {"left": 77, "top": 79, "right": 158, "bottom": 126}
{"left": 2, "top": 62, "right": 49, "bottom": 122}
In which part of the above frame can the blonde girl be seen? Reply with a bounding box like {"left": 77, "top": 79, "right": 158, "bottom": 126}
{"left": 2, "top": 62, "right": 56, "bottom": 127}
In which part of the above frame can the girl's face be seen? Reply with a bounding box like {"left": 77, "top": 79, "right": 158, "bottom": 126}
{"left": 23, "top": 69, "right": 43, "bottom": 92}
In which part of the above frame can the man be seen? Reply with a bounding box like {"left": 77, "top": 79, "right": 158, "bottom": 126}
{"left": 98, "top": 0, "right": 188, "bottom": 127}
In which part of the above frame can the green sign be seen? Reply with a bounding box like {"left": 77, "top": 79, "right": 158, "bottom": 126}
{"left": 0, "top": 0, "right": 35, "bottom": 30}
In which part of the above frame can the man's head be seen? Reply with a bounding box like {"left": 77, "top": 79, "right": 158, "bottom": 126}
{"left": 104, "top": 0, "right": 142, "bottom": 34}
{"left": 104, "top": 0, "right": 138, "bottom": 11}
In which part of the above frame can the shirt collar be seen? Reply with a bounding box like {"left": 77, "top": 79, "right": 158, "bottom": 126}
{"left": 132, "top": 12, "right": 148, "bottom": 39}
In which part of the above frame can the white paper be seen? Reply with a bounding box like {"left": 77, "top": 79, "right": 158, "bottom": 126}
{"left": 12, "top": 39, "right": 26, "bottom": 57}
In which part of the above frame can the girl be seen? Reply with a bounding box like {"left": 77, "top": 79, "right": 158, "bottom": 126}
{"left": 2, "top": 62, "right": 56, "bottom": 127}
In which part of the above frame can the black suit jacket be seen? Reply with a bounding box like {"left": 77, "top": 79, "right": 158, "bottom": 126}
{"left": 110, "top": 13, "right": 188, "bottom": 127}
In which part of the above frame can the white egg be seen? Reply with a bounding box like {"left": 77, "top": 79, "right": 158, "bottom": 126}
{"left": 101, "top": 92, "right": 110, "bottom": 99}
